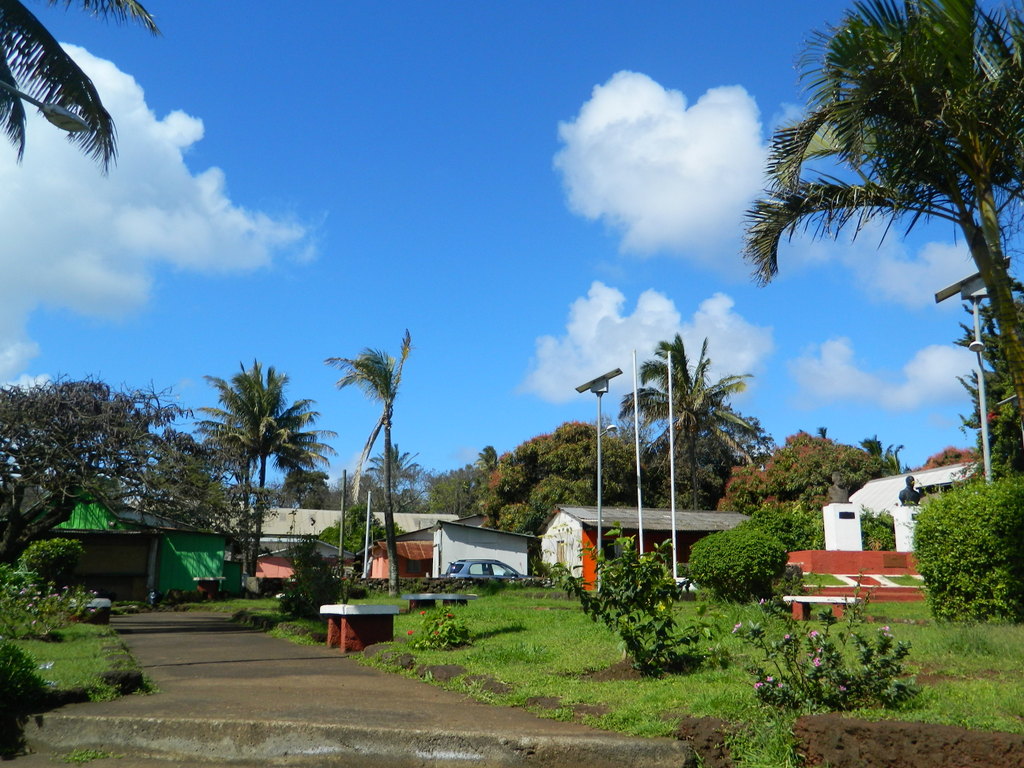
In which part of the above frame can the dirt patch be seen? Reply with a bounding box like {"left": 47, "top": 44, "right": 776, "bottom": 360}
{"left": 463, "top": 674, "right": 512, "bottom": 695}
{"left": 674, "top": 717, "right": 734, "bottom": 768}
{"left": 794, "top": 714, "right": 1024, "bottom": 768}
{"left": 524, "top": 696, "right": 563, "bottom": 710}
{"left": 579, "top": 658, "right": 644, "bottom": 682}
{"left": 417, "top": 664, "right": 466, "bottom": 683}
{"left": 572, "top": 703, "right": 609, "bottom": 721}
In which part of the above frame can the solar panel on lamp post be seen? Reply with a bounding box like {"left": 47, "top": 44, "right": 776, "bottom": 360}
{"left": 576, "top": 368, "right": 622, "bottom": 589}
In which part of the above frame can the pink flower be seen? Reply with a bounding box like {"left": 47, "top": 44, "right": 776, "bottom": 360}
{"left": 732, "top": 623, "right": 742, "bottom": 633}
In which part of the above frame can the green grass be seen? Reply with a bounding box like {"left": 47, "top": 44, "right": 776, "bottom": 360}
{"left": 308, "top": 589, "right": 1024, "bottom": 764}
{"left": 12, "top": 623, "right": 147, "bottom": 701}
{"left": 885, "top": 574, "right": 926, "bottom": 587}
{"left": 802, "top": 573, "right": 847, "bottom": 587}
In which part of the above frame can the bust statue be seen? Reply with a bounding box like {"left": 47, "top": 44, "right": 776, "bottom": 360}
{"left": 827, "top": 471, "right": 849, "bottom": 503}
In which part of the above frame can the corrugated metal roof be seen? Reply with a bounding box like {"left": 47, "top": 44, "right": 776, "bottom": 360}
{"left": 849, "top": 462, "right": 974, "bottom": 514}
{"left": 396, "top": 541, "right": 434, "bottom": 560}
{"left": 554, "top": 506, "right": 748, "bottom": 532}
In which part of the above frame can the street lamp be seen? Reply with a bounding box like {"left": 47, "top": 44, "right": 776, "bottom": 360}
{"left": 935, "top": 273, "right": 992, "bottom": 481}
{"left": 576, "top": 367, "right": 622, "bottom": 588}
{"left": 0, "top": 79, "right": 91, "bottom": 133}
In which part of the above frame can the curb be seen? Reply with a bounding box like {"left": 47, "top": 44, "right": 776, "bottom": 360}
{"left": 27, "top": 713, "right": 695, "bottom": 768}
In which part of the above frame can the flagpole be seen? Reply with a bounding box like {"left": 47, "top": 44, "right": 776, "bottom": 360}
{"left": 668, "top": 350, "right": 678, "bottom": 580}
{"left": 633, "top": 350, "right": 644, "bottom": 552}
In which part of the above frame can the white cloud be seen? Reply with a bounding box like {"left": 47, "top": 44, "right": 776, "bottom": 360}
{"left": 521, "top": 281, "right": 773, "bottom": 403}
{"left": 0, "top": 45, "right": 311, "bottom": 380}
{"left": 554, "top": 71, "right": 766, "bottom": 266}
{"left": 789, "top": 337, "right": 973, "bottom": 410}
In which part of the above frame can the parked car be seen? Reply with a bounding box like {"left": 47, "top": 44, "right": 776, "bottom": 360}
{"left": 444, "top": 559, "right": 523, "bottom": 579}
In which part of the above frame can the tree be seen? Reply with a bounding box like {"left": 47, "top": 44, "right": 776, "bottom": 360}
{"left": 920, "top": 445, "right": 977, "bottom": 470}
{"left": 366, "top": 445, "right": 426, "bottom": 515}
{"left": 720, "top": 432, "right": 887, "bottom": 515}
{"left": 621, "top": 335, "right": 758, "bottom": 510}
{"left": 744, "top": 0, "right": 1024, "bottom": 432}
{"left": 480, "top": 421, "right": 639, "bottom": 534}
{"left": 1, "top": 0, "right": 158, "bottom": 170}
{"left": 860, "top": 435, "right": 906, "bottom": 475}
{"left": 197, "top": 362, "right": 335, "bottom": 578}
{"left": 277, "top": 469, "right": 332, "bottom": 509}
{"left": 0, "top": 378, "right": 183, "bottom": 563}
{"left": 325, "top": 330, "right": 412, "bottom": 595}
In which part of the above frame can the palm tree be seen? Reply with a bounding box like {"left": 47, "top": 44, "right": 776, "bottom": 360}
{"left": 197, "top": 361, "right": 335, "bottom": 577}
{"left": 325, "top": 330, "right": 412, "bottom": 595}
{"left": 0, "top": 0, "right": 158, "bottom": 170}
{"left": 621, "top": 334, "right": 756, "bottom": 510}
{"left": 744, "top": 0, "right": 1024, "bottom": 427}
{"left": 860, "top": 434, "right": 906, "bottom": 476}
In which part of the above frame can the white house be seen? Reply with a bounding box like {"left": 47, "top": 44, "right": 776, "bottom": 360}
{"left": 541, "top": 505, "right": 748, "bottom": 583}
{"left": 432, "top": 519, "right": 533, "bottom": 577}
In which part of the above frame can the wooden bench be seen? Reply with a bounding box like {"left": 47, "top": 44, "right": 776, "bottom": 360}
{"left": 320, "top": 604, "right": 399, "bottom": 652}
{"left": 400, "top": 593, "right": 478, "bottom": 611}
{"left": 782, "top": 595, "right": 861, "bottom": 620}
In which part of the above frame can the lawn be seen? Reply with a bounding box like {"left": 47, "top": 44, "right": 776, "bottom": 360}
{"left": 221, "top": 587, "right": 1024, "bottom": 744}
{"left": 12, "top": 623, "right": 148, "bottom": 701}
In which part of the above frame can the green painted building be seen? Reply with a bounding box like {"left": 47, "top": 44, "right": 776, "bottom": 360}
{"left": 55, "top": 502, "right": 239, "bottom": 601}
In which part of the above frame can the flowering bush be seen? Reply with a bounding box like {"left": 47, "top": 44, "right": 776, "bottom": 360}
{"left": 733, "top": 601, "right": 917, "bottom": 712}
{"left": 0, "top": 564, "right": 93, "bottom": 640}
{"left": 408, "top": 609, "right": 470, "bottom": 650}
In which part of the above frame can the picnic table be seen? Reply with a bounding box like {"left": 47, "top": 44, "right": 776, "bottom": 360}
{"left": 400, "top": 593, "right": 478, "bottom": 610}
{"left": 319, "top": 604, "right": 399, "bottom": 652}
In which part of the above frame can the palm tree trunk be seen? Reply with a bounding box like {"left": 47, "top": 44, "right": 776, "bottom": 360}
{"left": 383, "top": 419, "right": 400, "bottom": 596}
{"left": 687, "top": 429, "right": 699, "bottom": 510}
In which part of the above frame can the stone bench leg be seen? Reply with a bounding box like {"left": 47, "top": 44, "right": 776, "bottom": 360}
{"left": 791, "top": 602, "right": 846, "bottom": 621}
{"left": 408, "top": 599, "right": 437, "bottom": 611}
{"left": 325, "top": 614, "right": 395, "bottom": 652}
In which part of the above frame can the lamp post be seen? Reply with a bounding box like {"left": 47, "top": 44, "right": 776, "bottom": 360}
{"left": 576, "top": 368, "right": 622, "bottom": 588}
{"left": 0, "top": 79, "right": 91, "bottom": 133}
{"left": 935, "top": 273, "right": 992, "bottom": 481}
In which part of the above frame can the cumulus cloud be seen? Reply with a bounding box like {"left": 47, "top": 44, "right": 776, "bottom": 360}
{"left": 789, "top": 337, "right": 973, "bottom": 410}
{"left": 521, "top": 281, "right": 773, "bottom": 403}
{"left": 554, "top": 71, "right": 766, "bottom": 265}
{"left": 0, "top": 45, "right": 311, "bottom": 381}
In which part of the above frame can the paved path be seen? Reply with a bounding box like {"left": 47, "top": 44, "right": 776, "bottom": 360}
{"left": 18, "top": 611, "right": 692, "bottom": 767}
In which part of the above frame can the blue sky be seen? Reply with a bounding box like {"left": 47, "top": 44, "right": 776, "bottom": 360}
{"left": 3, "top": 2, "right": 990, "bottom": 481}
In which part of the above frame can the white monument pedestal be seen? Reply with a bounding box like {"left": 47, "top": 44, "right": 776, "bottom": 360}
{"left": 823, "top": 503, "right": 863, "bottom": 551}
{"left": 892, "top": 506, "right": 918, "bottom": 553}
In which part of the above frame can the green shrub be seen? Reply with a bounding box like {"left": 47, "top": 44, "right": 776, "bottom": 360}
{"left": 555, "top": 531, "right": 707, "bottom": 677}
{"left": 914, "top": 477, "right": 1024, "bottom": 622}
{"left": 278, "top": 538, "right": 340, "bottom": 619}
{"left": 408, "top": 609, "right": 471, "bottom": 650}
{"left": 744, "top": 502, "right": 824, "bottom": 551}
{"left": 688, "top": 526, "right": 788, "bottom": 603}
{"left": 860, "top": 511, "right": 895, "bottom": 551}
{"left": 0, "top": 564, "right": 93, "bottom": 640}
{"left": 18, "top": 538, "right": 84, "bottom": 587}
{"left": 0, "top": 640, "right": 48, "bottom": 757}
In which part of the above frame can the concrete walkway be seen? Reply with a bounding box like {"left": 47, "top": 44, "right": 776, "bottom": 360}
{"left": 17, "top": 611, "right": 693, "bottom": 767}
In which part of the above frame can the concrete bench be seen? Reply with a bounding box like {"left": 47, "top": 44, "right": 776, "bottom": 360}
{"left": 783, "top": 595, "right": 861, "bottom": 620}
{"left": 320, "top": 604, "right": 399, "bottom": 652}
{"left": 400, "top": 593, "right": 478, "bottom": 611}
{"left": 85, "top": 597, "right": 112, "bottom": 625}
